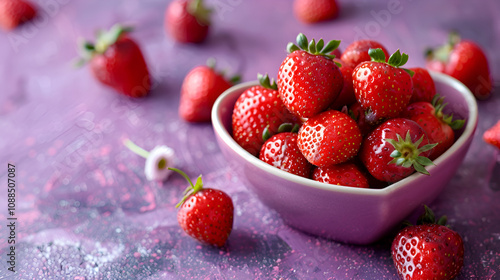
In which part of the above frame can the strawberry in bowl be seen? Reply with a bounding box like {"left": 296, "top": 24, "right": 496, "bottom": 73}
{"left": 211, "top": 34, "right": 478, "bottom": 244}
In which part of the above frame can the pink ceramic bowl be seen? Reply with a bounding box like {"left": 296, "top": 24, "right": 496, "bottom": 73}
{"left": 211, "top": 71, "right": 478, "bottom": 245}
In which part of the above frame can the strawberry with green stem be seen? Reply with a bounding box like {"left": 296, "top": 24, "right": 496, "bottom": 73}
{"left": 77, "top": 24, "right": 151, "bottom": 98}
{"left": 179, "top": 58, "right": 239, "bottom": 122}
{"left": 426, "top": 32, "right": 492, "bottom": 100}
{"left": 232, "top": 73, "right": 300, "bottom": 156}
{"left": 165, "top": 0, "right": 212, "bottom": 43}
{"left": 352, "top": 48, "right": 414, "bottom": 124}
{"left": 278, "top": 33, "right": 343, "bottom": 118}
{"left": 360, "top": 118, "right": 437, "bottom": 183}
{"left": 402, "top": 95, "right": 465, "bottom": 159}
{"left": 170, "top": 167, "right": 234, "bottom": 247}
{"left": 391, "top": 205, "right": 464, "bottom": 280}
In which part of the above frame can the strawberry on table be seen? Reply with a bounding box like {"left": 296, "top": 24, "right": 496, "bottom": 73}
{"left": 259, "top": 131, "right": 312, "bottom": 178}
{"left": 409, "top": 67, "right": 436, "bottom": 104}
{"left": 0, "top": 0, "right": 36, "bottom": 30}
{"left": 179, "top": 60, "right": 238, "bottom": 122}
{"left": 312, "top": 163, "right": 369, "bottom": 188}
{"left": 402, "top": 95, "right": 465, "bottom": 159}
{"left": 77, "top": 24, "right": 151, "bottom": 98}
{"left": 341, "top": 39, "right": 390, "bottom": 69}
{"left": 483, "top": 120, "right": 500, "bottom": 150}
{"left": 293, "top": 0, "right": 339, "bottom": 24}
{"left": 165, "top": 0, "right": 212, "bottom": 43}
{"left": 391, "top": 205, "right": 464, "bottom": 280}
{"left": 360, "top": 118, "right": 437, "bottom": 183}
{"left": 278, "top": 33, "right": 343, "bottom": 118}
{"left": 352, "top": 48, "right": 414, "bottom": 124}
{"left": 297, "top": 110, "right": 362, "bottom": 167}
{"left": 170, "top": 168, "right": 234, "bottom": 247}
{"left": 233, "top": 74, "right": 300, "bottom": 157}
{"left": 426, "top": 32, "right": 492, "bottom": 100}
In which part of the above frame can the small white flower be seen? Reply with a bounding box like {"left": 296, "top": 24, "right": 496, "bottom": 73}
{"left": 124, "top": 139, "right": 176, "bottom": 182}
{"left": 144, "top": 146, "right": 175, "bottom": 181}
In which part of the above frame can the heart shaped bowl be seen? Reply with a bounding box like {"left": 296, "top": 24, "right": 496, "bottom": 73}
{"left": 211, "top": 71, "right": 478, "bottom": 244}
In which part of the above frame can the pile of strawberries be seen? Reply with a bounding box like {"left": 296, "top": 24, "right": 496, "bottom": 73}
{"left": 232, "top": 34, "right": 467, "bottom": 187}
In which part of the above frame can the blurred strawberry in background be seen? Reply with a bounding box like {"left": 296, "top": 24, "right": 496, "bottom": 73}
{"left": 77, "top": 25, "right": 151, "bottom": 98}
{"left": 294, "top": 0, "right": 339, "bottom": 24}
{"left": 426, "top": 32, "right": 492, "bottom": 100}
{"left": 166, "top": 0, "right": 212, "bottom": 43}
{"left": 0, "top": 0, "right": 37, "bottom": 30}
{"left": 179, "top": 59, "right": 239, "bottom": 122}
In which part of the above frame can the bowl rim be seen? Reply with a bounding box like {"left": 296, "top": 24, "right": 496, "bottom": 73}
{"left": 211, "top": 71, "right": 478, "bottom": 197}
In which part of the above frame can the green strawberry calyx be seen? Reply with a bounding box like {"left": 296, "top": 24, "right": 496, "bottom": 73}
{"left": 75, "top": 24, "right": 132, "bottom": 67}
{"left": 258, "top": 73, "right": 278, "bottom": 90}
{"left": 369, "top": 48, "right": 415, "bottom": 77}
{"left": 287, "top": 33, "right": 341, "bottom": 65}
{"left": 262, "top": 123, "right": 300, "bottom": 142}
{"left": 432, "top": 94, "right": 466, "bottom": 130}
{"left": 425, "top": 31, "right": 461, "bottom": 64}
{"left": 187, "top": 0, "right": 212, "bottom": 26}
{"left": 385, "top": 131, "right": 438, "bottom": 175}
{"left": 206, "top": 58, "right": 241, "bottom": 85}
{"left": 403, "top": 205, "right": 448, "bottom": 228}
{"left": 169, "top": 167, "right": 204, "bottom": 208}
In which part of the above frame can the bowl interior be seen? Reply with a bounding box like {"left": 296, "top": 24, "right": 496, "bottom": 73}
{"left": 212, "top": 71, "right": 477, "bottom": 195}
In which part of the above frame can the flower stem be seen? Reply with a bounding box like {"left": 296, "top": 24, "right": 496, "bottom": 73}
{"left": 123, "top": 139, "right": 150, "bottom": 159}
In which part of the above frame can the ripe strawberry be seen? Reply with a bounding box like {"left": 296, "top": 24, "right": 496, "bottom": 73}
{"left": 232, "top": 74, "right": 300, "bottom": 156}
{"left": 483, "top": 120, "right": 500, "bottom": 149}
{"left": 360, "top": 118, "right": 437, "bottom": 183}
{"left": 409, "top": 67, "right": 436, "bottom": 104}
{"left": 0, "top": 0, "right": 36, "bottom": 30}
{"left": 329, "top": 59, "right": 356, "bottom": 110}
{"left": 347, "top": 102, "right": 375, "bottom": 137}
{"left": 402, "top": 96, "right": 465, "bottom": 159}
{"left": 78, "top": 25, "right": 151, "bottom": 98}
{"left": 165, "top": 0, "right": 211, "bottom": 43}
{"left": 297, "top": 110, "right": 362, "bottom": 167}
{"left": 392, "top": 206, "right": 464, "bottom": 280}
{"left": 259, "top": 132, "right": 312, "bottom": 178}
{"left": 312, "top": 163, "right": 369, "bottom": 188}
{"left": 426, "top": 32, "right": 492, "bottom": 99}
{"left": 179, "top": 60, "right": 238, "bottom": 122}
{"left": 341, "top": 39, "right": 390, "bottom": 69}
{"left": 352, "top": 48, "right": 414, "bottom": 124}
{"left": 278, "top": 33, "right": 343, "bottom": 118}
{"left": 171, "top": 168, "right": 234, "bottom": 247}
{"left": 293, "top": 0, "right": 339, "bottom": 24}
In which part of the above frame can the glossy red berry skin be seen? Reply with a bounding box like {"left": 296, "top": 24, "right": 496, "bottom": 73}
{"left": 278, "top": 50, "right": 343, "bottom": 118}
{"left": 297, "top": 110, "right": 362, "bottom": 167}
{"left": 259, "top": 132, "right": 312, "bottom": 178}
{"left": 178, "top": 188, "right": 234, "bottom": 247}
{"left": 391, "top": 223, "right": 464, "bottom": 280}
{"left": 312, "top": 163, "right": 369, "bottom": 188}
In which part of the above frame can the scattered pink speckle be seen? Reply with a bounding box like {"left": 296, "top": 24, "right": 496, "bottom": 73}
{"left": 134, "top": 252, "right": 141, "bottom": 258}
{"left": 48, "top": 147, "right": 57, "bottom": 156}
{"left": 100, "top": 145, "right": 111, "bottom": 156}
{"left": 94, "top": 169, "right": 107, "bottom": 186}
{"left": 29, "top": 150, "right": 37, "bottom": 158}
{"left": 25, "top": 137, "right": 36, "bottom": 146}
{"left": 139, "top": 185, "right": 156, "bottom": 212}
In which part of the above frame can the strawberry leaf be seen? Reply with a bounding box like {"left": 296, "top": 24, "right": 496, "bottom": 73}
{"left": 368, "top": 48, "right": 386, "bottom": 63}
{"left": 287, "top": 43, "right": 300, "bottom": 53}
{"left": 297, "top": 33, "right": 309, "bottom": 50}
{"left": 316, "top": 39, "right": 324, "bottom": 52}
{"left": 388, "top": 49, "right": 402, "bottom": 66}
{"left": 258, "top": 73, "right": 278, "bottom": 90}
{"left": 413, "top": 161, "right": 429, "bottom": 175}
{"left": 308, "top": 39, "right": 317, "bottom": 54}
{"left": 322, "top": 40, "right": 341, "bottom": 54}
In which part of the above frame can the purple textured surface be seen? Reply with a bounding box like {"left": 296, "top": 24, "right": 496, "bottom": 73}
{"left": 0, "top": 0, "right": 499, "bottom": 279}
